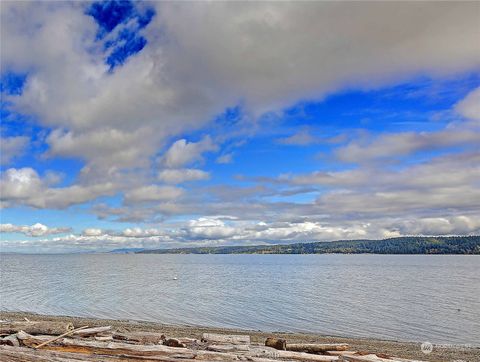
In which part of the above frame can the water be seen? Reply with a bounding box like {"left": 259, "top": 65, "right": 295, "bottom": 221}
{"left": 1, "top": 254, "right": 479, "bottom": 345}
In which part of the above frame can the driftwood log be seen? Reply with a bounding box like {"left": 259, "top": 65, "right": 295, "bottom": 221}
{"left": 0, "top": 334, "right": 19, "bottom": 347}
{"left": 339, "top": 354, "right": 410, "bottom": 362}
{"left": 265, "top": 337, "right": 287, "bottom": 350}
{"left": 0, "top": 345, "right": 129, "bottom": 362}
{"left": 286, "top": 343, "right": 349, "bottom": 352}
{"left": 325, "top": 351, "right": 359, "bottom": 356}
{"left": 1, "top": 319, "right": 427, "bottom": 362}
{"left": 34, "top": 325, "right": 89, "bottom": 349}
{"left": 0, "top": 321, "right": 74, "bottom": 336}
{"left": 248, "top": 347, "right": 339, "bottom": 361}
{"left": 16, "top": 331, "right": 245, "bottom": 360}
{"left": 202, "top": 332, "right": 250, "bottom": 345}
{"left": 0, "top": 345, "right": 197, "bottom": 362}
{"left": 113, "top": 331, "right": 165, "bottom": 344}
{"left": 72, "top": 326, "right": 112, "bottom": 337}
{"left": 206, "top": 344, "right": 250, "bottom": 352}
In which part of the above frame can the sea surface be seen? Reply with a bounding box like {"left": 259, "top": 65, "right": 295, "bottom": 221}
{"left": 1, "top": 254, "right": 479, "bottom": 345}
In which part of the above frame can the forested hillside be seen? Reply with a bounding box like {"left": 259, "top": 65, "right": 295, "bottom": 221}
{"left": 138, "top": 236, "right": 480, "bottom": 255}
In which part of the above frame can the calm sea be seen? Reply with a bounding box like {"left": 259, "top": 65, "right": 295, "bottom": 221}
{"left": 1, "top": 254, "right": 479, "bottom": 345}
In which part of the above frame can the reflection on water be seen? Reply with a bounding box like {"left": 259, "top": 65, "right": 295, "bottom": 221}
{"left": 1, "top": 254, "right": 479, "bottom": 345}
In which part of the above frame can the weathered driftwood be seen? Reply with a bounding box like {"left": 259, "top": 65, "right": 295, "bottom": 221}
{"left": 0, "top": 345, "right": 199, "bottom": 362}
{"left": 339, "top": 355, "right": 423, "bottom": 362}
{"left": 72, "top": 326, "right": 112, "bottom": 337}
{"left": 206, "top": 343, "right": 250, "bottom": 352}
{"left": 249, "top": 347, "right": 339, "bottom": 361}
{"left": 265, "top": 337, "right": 287, "bottom": 350}
{"left": 35, "top": 325, "right": 89, "bottom": 349}
{"left": 0, "top": 321, "right": 74, "bottom": 336}
{"left": 0, "top": 334, "right": 19, "bottom": 347}
{"left": 202, "top": 332, "right": 250, "bottom": 345}
{"left": 113, "top": 331, "right": 165, "bottom": 344}
{"left": 16, "top": 332, "right": 242, "bottom": 360}
{"left": 0, "top": 345, "right": 122, "bottom": 361}
{"left": 325, "top": 351, "right": 358, "bottom": 356}
{"left": 286, "top": 343, "right": 349, "bottom": 353}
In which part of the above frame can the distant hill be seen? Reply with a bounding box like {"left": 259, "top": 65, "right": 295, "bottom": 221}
{"left": 110, "top": 248, "right": 146, "bottom": 254}
{"left": 138, "top": 236, "right": 480, "bottom": 255}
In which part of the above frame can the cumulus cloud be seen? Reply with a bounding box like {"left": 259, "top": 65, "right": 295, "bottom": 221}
{"left": 0, "top": 136, "right": 29, "bottom": 165}
{"left": 1, "top": 2, "right": 480, "bottom": 251}
{"left": 0, "top": 222, "right": 71, "bottom": 236}
{"left": 3, "top": 214, "right": 479, "bottom": 253}
{"left": 335, "top": 128, "right": 479, "bottom": 164}
{"left": 157, "top": 169, "right": 210, "bottom": 184}
{"left": 161, "top": 137, "right": 218, "bottom": 168}
{"left": 0, "top": 167, "right": 117, "bottom": 209}
{"left": 124, "top": 185, "right": 184, "bottom": 204}
{"left": 2, "top": 1, "right": 479, "bottom": 185}
{"left": 186, "top": 217, "right": 237, "bottom": 240}
{"left": 82, "top": 228, "right": 104, "bottom": 237}
{"left": 455, "top": 87, "right": 480, "bottom": 122}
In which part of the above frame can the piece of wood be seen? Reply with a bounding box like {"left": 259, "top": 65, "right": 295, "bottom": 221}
{"left": 206, "top": 344, "right": 250, "bottom": 352}
{"left": 265, "top": 337, "right": 287, "bottom": 350}
{"left": 249, "top": 347, "right": 339, "bottom": 361}
{"left": 339, "top": 355, "right": 423, "bottom": 362}
{"left": 0, "top": 344, "right": 198, "bottom": 362}
{"left": 325, "top": 351, "right": 358, "bottom": 356}
{"left": 0, "top": 321, "right": 74, "bottom": 335}
{"left": 286, "top": 343, "right": 349, "bottom": 353}
{"left": 177, "top": 337, "right": 197, "bottom": 343}
{"left": 202, "top": 332, "right": 250, "bottom": 345}
{"left": 113, "top": 331, "right": 165, "bottom": 344}
{"left": 34, "top": 325, "right": 89, "bottom": 349}
{"left": 16, "top": 332, "right": 243, "bottom": 360}
{"left": 0, "top": 334, "right": 19, "bottom": 347}
{"left": 72, "top": 326, "right": 112, "bottom": 337}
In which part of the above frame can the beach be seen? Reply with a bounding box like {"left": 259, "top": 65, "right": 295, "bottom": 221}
{"left": 1, "top": 312, "right": 478, "bottom": 361}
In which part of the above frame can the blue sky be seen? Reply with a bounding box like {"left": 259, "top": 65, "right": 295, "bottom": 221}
{"left": 1, "top": 1, "right": 479, "bottom": 252}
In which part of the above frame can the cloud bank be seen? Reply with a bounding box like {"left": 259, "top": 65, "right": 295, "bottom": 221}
{"left": 1, "top": 1, "right": 479, "bottom": 251}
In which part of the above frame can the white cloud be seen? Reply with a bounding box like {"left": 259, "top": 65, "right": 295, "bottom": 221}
{"left": 82, "top": 228, "right": 103, "bottom": 237}
{"left": 157, "top": 169, "right": 210, "bottom": 184}
{"left": 186, "top": 217, "right": 237, "bottom": 240}
{"left": 161, "top": 137, "right": 218, "bottom": 168}
{"left": 277, "top": 129, "right": 317, "bottom": 146}
{"left": 124, "top": 185, "right": 184, "bottom": 204}
{"left": 0, "top": 136, "right": 29, "bottom": 165}
{"left": 0, "top": 222, "right": 71, "bottom": 236}
{"left": 335, "top": 128, "right": 479, "bottom": 163}
{"left": 3, "top": 214, "right": 479, "bottom": 253}
{"left": 2, "top": 1, "right": 479, "bottom": 187}
{"left": 1, "top": 2, "right": 480, "bottom": 251}
{"left": 216, "top": 153, "right": 234, "bottom": 164}
{"left": 456, "top": 87, "right": 480, "bottom": 122}
{"left": 0, "top": 167, "right": 117, "bottom": 209}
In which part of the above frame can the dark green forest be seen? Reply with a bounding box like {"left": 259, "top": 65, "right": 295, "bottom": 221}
{"left": 138, "top": 236, "right": 480, "bottom": 255}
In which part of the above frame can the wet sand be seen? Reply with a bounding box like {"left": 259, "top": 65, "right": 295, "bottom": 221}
{"left": 1, "top": 311, "right": 478, "bottom": 361}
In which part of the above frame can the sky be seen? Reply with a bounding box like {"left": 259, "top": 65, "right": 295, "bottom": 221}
{"left": 0, "top": 1, "right": 479, "bottom": 253}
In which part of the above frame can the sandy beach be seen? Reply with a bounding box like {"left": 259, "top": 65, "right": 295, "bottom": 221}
{"left": 1, "top": 311, "right": 477, "bottom": 361}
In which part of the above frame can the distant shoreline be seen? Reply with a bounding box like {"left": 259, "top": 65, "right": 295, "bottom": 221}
{"left": 1, "top": 236, "right": 479, "bottom": 255}
{"left": 1, "top": 311, "right": 478, "bottom": 361}
{"left": 138, "top": 236, "right": 480, "bottom": 255}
